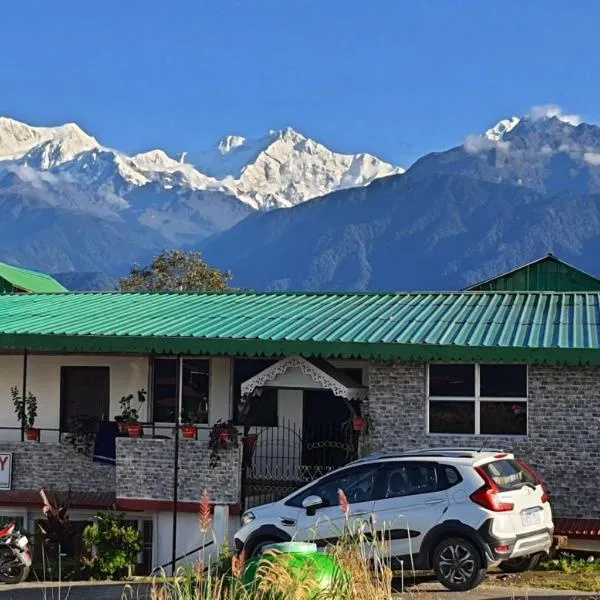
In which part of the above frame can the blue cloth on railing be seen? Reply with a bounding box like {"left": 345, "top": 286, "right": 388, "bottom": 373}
{"left": 93, "top": 422, "right": 119, "bottom": 465}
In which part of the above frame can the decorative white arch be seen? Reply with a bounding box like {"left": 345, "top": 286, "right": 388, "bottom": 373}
{"left": 240, "top": 354, "right": 368, "bottom": 400}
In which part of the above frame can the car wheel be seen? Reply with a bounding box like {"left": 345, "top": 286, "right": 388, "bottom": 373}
{"left": 246, "top": 538, "right": 278, "bottom": 558}
{"left": 433, "top": 537, "right": 487, "bottom": 592}
{"left": 498, "top": 553, "right": 543, "bottom": 573}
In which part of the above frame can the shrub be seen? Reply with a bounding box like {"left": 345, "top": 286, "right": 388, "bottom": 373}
{"left": 83, "top": 511, "right": 141, "bottom": 579}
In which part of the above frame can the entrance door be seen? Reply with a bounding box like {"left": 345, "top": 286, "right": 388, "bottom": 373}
{"left": 60, "top": 367, "right": 110, "bottom": 433}
{"left": 301, "top": 368, "right": 362, "bottom": 469}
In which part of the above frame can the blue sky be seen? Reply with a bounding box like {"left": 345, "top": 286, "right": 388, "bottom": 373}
{"left": 1, "top": 0, "right": 599, "bottom": 167}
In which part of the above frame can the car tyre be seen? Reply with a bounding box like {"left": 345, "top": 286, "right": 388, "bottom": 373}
{"left": 433, "top": 537, "right": 487, "bottom": 592}
{"left": 498, "top": 553, "right": 543, "bottom": 573}
{"left": 246, "top": 538, "right": 279, "bottom": 558}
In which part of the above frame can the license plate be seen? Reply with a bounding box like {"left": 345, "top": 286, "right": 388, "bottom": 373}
{"left": 16, "top": 536, "right": 28, "bottom": 549}
{"left": 521, "top": 508, "right": 542, "bottom": 527}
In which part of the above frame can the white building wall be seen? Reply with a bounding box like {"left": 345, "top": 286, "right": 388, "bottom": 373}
{"left": 0, "top": 354, "right": 149, "bottom": 442}
{"left": 154, "top": 506, "right": 229, "bottom": 572}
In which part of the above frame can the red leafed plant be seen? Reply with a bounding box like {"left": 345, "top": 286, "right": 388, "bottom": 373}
{"left": 38, "top": 488, "right": 76, "bottom": 557}
{"left": 199, "top": 489, "right": 212, "bottom": 533}
{"left": 338, "top": 488, "right": 350, "bottom": 517}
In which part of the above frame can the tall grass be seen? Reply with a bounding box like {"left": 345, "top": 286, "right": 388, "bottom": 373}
{"left": 148, "top": 489, "right": 395, "bottom": 599}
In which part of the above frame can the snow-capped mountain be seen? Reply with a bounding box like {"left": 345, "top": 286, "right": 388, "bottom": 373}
{"left": 200, "top": 105, "right": 600, "bottom": 293}
{"left": 0, "top": 116, "right": 403, "bottom": 277}
{"left": 0, "top": 117, "right": 403, "bottom": 212}
{"left": 181, "top": 127, "right": 404, "bottom": 209}
{"left": 409, "top": 105, "right": 600, "bottom": 195}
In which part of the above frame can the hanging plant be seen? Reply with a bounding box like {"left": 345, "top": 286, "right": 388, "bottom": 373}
{"left": 12, "top": 386, "right": 39, "bottom": 441}
{"left": 209, "top": 420, "right": 240, "bottom": 468}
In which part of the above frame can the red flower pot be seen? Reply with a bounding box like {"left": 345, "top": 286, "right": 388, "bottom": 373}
{"left": 181, "top": 424, "right": 197, "bottom": 440}
{"left": 126, "top": 423, "right": 144, "bottom": 438}
{"left": 116, "top": 421, "right": 128, "bottom": 434}
{"left": 219, "top": 430, "right": 232, "bottom": 443}
{"left": 352, "top": 417, "right": 366, "bottom": 432}
{"left": 25, "top": 428, "right": 40, "bottom": 442}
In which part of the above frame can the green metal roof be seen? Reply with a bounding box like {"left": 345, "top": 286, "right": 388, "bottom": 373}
{"left": 466, "top": 254, "right": 600, "bottom": 292}
{"left": 0, "top": 262, "right": 68, "bottom": 294}
{"left": 0, "top": 291, "right": 598, "bottom": 364}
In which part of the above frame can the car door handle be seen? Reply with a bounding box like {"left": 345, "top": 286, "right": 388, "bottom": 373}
{"left": 351, "top": 511, "right": 368, "bottom": 517}
{"left": 424, "top": 499, "right": 445, "bottom": 505}
{"left": 279, "top": 518, "right": 296, "bottom": 527}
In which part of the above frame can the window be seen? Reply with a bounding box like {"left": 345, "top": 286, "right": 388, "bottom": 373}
{"left": 286, "top": 465, "right": 380, "bottom": 508}
{"left": 480, "top": 459, "right": 536, "bottom": 491}
{"left": 232, "top": 359, "right": 278, "bottom": 427}
{"left": 60, "top": 367, "right": 109, "bottom": 432}
{"left": 0, "top": 515, "right": 24, "bottom": 532}
{"left": 123, "top": 518, "right": 154, "bottom": 575}
{"left": 381, "top": 463, "right": 438, "bottom": 499}
{"left": 151, "top": 358, "right": 210, "bottom": 423}
{"left": 428, "top": 364, "right": 527, "bottom": 435}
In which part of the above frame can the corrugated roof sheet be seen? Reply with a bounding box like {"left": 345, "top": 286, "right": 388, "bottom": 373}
{"left": 466, "top": 254, "right": 600, "bottom": 292}
{"left": 0, "top": 262, "right": 68, "bottom": 293}
{"left": 0, "top": 291, "right": 598, "bottom": 363}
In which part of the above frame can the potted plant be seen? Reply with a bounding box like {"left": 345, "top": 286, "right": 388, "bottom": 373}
{"left": 180, "top": 411, "right": 204, "bottom": 440}
{"left": 115, "top": 389, "right": 146, "bottom": 437}
{"left": 12, "top": 386, "right": 39, "bottom": 441}
{"left": 209, "top": 420, "right": 240, "bottom": 468}
{"left": 352, "top": 416, "right": 367, "bottom": 432}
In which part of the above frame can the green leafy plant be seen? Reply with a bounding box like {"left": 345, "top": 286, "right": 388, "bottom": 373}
{"left": 115, "top": 389, "right": 147, "bottom": 424}
{"left": 11, "top": 386, "right": 37, "bottom": 429}
{"left": 82, "top": 511, "right": 142, "bottom": 579}
{"left": 181, "top": 410, "right": 207, "bottom": 425}
{"left": 208, "top": 420, "right": 240, "bottom": 468}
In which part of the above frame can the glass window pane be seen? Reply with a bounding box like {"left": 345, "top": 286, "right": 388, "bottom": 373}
{"left": 382, "top": 464, "right": 437, "bottom": 499}
{"left": 429, "top": 364, "right": 475, "bottom": 397}
{"left": 480, "top": 365, "right": 527, "bottom": 398}
{"left": 480, "top": 401, "right": 527, "bottom": 435}
{"left": 287, "top": 465, "right": 379, "bottom": 507}
{"left": 233, "top": 359, "right": 278, "bottom": 426}
{"left": 429, "top": 400, "right": 475, "bottom": 434}
{"left": 182, "top": 359, "right": 210, "bottom": 424}
{"left": 152, "top": 359, "right": 177, "bottom": 423}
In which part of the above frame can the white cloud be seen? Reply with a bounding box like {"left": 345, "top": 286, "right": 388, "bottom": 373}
{"left": 584, "top": 152, "right": 600, "bottom": 166}
{"left": 464, "top": 135, "right": 510, "bottom": 154}
{"left": 5, "top": 164, "right": 59, "bottom": 188}
{"left": 527, "top": 104, "right": 582, "bottom": 126}
{"left": 464, "top": 134, "right": 494, "bottom": 154}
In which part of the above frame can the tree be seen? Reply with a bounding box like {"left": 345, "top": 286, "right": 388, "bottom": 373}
{"left": 119, "top": 250, "right": 232, "bottom": 292}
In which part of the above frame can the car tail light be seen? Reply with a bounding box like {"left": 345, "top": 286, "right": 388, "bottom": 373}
{"left": 470, "top": 467, "right": 514, "bottom": 512}
{"left": 516, "top": 460, "right": 550, "bottom": 503}
{"left": 494, "top": 545, "right": 510, "bottom": 553}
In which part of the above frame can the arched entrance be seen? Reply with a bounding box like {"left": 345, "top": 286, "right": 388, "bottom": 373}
{"left": 239, "top": 356, "right": 368, "bottom": 509}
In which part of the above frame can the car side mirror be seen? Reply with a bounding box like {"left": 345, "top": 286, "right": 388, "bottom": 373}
{"left": 302, "top": 495, "right": 324, "bottom": 514}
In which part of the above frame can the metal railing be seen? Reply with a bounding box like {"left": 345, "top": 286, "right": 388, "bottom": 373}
{"left": 0, "top": 422, "right": 215, "bottom": 443}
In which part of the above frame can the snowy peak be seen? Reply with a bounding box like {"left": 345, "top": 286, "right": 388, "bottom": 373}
{"left": 0, "top": 116, "right": 404, "bottom": 212}
{"left": 217, "top": 135, "right": 247, "bottom": 154}
{"left": 0, "top": 117, "right": 98, "bottom": 165}
{"left": 484, "top": 117, "right": 521, "bottom": 141}
{"left": 182, "top": 126, "right": 403, "bottom": 209}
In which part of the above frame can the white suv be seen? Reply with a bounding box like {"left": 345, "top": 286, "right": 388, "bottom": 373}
{"left": 235, "top": 448, "right": 554, "bottom": 591}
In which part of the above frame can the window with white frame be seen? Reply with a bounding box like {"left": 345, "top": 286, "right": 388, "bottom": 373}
{"left": 427, "top": 364, "right": 527, "bottom": 435}
{"left": 151, "top": 358, "right": 210, "bottom": 424}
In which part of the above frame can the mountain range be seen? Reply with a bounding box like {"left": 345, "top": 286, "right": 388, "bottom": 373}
{"left": 2, "top": 105, "right": 600, "bottom": 291}
{"left": 0, "top": 117, "right": 401, "bottom": 278}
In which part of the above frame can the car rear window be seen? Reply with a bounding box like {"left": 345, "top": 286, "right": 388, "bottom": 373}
{"left": 481, "top": 459, "right": 536, "bottom": 491}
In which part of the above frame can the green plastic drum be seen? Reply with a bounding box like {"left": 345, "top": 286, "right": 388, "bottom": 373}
{"left": 242, "top": 542, "right": 348, "bottom": 595}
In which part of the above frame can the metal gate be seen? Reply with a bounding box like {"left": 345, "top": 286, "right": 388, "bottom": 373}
{"left": 242, "top": 418, "right": 359, "bottom": 509}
